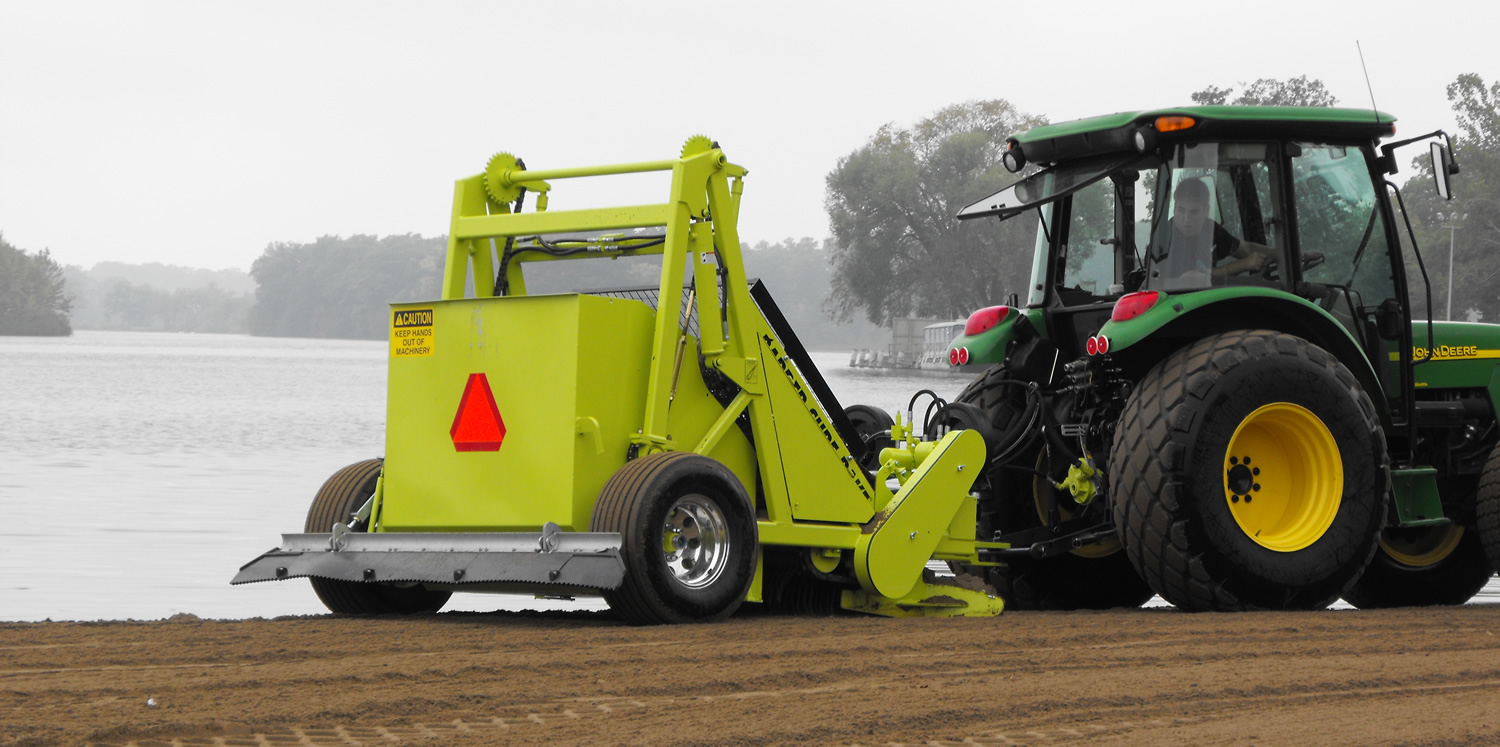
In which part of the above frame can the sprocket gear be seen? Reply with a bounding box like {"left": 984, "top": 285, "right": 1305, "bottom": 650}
{"left": 483, "top": 152, "right": 525, "bottom": 206}
{"left": 680, "top": 135, "right": 716, "bottom": 159}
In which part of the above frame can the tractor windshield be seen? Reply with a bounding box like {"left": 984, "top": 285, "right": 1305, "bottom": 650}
{"left": 958, "top": 153, "right": 1141, "bottom": 222}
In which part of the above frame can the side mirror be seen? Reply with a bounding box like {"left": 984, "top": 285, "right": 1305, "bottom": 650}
{"left": 1431, "top": 142, "right": 1455, "bottom": 201}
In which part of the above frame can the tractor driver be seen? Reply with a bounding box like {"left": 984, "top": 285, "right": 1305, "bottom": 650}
{"left": 1152, "top": 178, "right": 1274, "bottom": 287}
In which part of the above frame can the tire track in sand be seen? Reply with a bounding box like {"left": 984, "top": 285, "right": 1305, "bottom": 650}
{"left": 89, "top": 675, "right": 1500, "bottom": 746}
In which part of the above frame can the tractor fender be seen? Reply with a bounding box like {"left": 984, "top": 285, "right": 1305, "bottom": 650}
{"left": 947, "top": 307, "right": 1043, "bottom": 369}
{"left": 1099, "top": 289, "right": 1392, "bottom": 431}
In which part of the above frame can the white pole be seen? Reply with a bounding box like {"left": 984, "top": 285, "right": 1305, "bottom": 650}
{"left": 1447, "top": 223, "right": 1456, "bottom": 321}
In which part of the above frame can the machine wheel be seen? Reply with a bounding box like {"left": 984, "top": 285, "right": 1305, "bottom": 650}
{"left": 304, "top": 459, "right": 452, "bottom": 615}
{"left": 1343, "top": 524, "right": 1492, "bottom": 608}
{"left": 949, "top": 367, "right": 1152, "bottom": 610}
{"left": 593, "top": 452, "right": 758, "bottom": 625}
{"left": 1111, "top": 330, "right": 1388, "bottom": 611}
{"left": 843, "top": 404, "right": 894, "bottom": 472}
{"left": 1473, "top": 443, "right": 1500, "bottom": 575}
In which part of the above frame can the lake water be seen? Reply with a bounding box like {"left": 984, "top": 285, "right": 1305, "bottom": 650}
{"left": 2, "top": 330, "right": 1494, "bottom": 621}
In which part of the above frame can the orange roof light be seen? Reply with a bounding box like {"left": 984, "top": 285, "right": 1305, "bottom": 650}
{"left": 1155, "top": 116, "right": 1197, "bottom": 133}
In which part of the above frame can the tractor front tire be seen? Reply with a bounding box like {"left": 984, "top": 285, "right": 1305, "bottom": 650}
{"left": 593, "top": 452, "right": 758, "bottom": 625}
{"left": 1472, "top": 443, "right": 1500, "bottom": 576}
{"left": 1111, "top": 330, "right": 1387, "bottom": 611}
{"left": 304, "top": 459, "right": 451, "bottom": 615}
{"left": 1342, "top": 524, "right": 1492, "bottom": 608}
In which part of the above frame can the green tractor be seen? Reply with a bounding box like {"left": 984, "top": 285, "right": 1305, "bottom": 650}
{"left": 944, "top": 106, "right": 1500, "bottom": 610}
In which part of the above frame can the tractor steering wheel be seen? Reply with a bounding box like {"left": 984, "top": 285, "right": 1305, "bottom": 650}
{"left": 1256, "top": 251, "right": 1326, "bottom": 282}
{"left": 1259, "top": 256, "right": 1279, "bottom": 281}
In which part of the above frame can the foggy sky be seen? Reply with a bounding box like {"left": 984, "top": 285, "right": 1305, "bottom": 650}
{"left": 1, "top": 0, "right": 1493, "bottom": 271}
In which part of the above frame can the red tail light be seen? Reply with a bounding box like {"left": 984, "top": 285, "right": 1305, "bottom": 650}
{"left": 1111, "top": 291, "right": 1161, "bottom": 322}
{"left": 949, "top": 348, "right": 961, "bottom": 366}
{"left": 957, "top": 347, "right": 970, "bottom": 365}
{"left": 1086, "top": 337, "right": 1098, "bottom": 356}
{"left": 964, "top": 306, "right": 1011, "bottom": 336}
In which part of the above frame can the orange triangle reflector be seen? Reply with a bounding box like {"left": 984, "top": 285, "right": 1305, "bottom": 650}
{"left": 450, "top": 373, "right": 506, "bottom": 452}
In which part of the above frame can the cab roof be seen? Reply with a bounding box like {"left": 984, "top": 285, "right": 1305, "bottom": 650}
{"left": 1013, "top": 106, "right": 1397, "bottom": 165}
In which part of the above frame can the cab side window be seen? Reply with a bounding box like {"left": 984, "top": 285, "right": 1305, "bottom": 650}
{"left": 1292, "top": 143, "right": 1402, "bottom": 408}
{"left": 1057, "top": 177, "right": 1117, "bottom": 298}
{"left": 1293, "top": 143, "right": 1395, "bottom": 302}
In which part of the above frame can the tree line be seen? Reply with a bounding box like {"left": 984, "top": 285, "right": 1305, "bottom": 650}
{"left": 7, "top": 73, "right": 1494, "bottom": 337}
{"left": 823, "top": 74, "right": 1500, "bottom": 326}
{"left": 0, "top": 233, "right": 71, "bottom": 335}
{"left": 15, "top": 232, "right": 881, "bottom": 347}
{"left": 243, "top": 233, "right": 886, "bottom": 349}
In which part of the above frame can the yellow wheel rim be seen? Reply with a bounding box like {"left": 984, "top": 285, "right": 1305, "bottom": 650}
{"left": 1223, "top": 402, "right": 1342, "bottom": 552}
{"left": 1379, "top": 525, "right": 1464, "bottom": 568}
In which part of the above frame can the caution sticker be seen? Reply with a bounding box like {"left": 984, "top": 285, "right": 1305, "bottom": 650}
{"left": 391, "top": 308, "right": 434, "bottom": 358}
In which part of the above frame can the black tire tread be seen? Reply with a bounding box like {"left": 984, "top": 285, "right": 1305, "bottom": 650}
{"left": 1473, "top": 443, "right": 1500, "bottom": 576}
{"left": 304, "top": 459, "right": 450, "bottom": 615}
{"left": 594, "top": 452, "right": 684, "bottom": 625}
{"left": 1342, "top": 527, "right": 1493, "bottom": 608}
{"left": 592, "top": 452, "right": 756, "bottom": 625}
{"left": 1110, "top": 330, "right": 1387, "bottom": 611}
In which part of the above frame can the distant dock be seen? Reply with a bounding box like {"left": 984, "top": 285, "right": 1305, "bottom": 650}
{"left": 849, "top": 318, "right": 964, "bottom": 370}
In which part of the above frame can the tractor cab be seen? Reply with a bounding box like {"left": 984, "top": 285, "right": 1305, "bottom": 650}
{"left": 953, "top": 107, "right": 1459, "bottom": 431}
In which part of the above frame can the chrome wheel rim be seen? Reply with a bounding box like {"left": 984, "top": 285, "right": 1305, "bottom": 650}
{"left": 660, "top": 494, "right": 731, "bottom": 589}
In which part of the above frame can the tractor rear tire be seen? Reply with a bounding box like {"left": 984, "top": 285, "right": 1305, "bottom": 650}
{"left": 950, "top": 366, "right": 1153, "bottom": 610}
{"left": 1473, "top": 443, "right": 1500, "bottom": 575}
{"left": 304, "top": 459, "right": 452, "bottom": 615}
{"left": 1111, "top": 330, "right": 1388, "bottom": 611}
{"left": 952, "top": 365, "right": 1038, "bottom": 458}
{"left": 1342, "top": 525, "right": 1492, "bottom": 608}
{"left": 593, "top": 452, "right": 758, "bottom": 625}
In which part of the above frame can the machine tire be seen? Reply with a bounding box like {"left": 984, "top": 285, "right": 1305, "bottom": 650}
{"left": 1110, "top": 330, "right": 1388, "bottom": 611}
{"left": 304, "top": 459, "right": 452, "bottom": 615}
{"left": 1342, "top": 525, "right": 1492, "bottom": 608}
{"left": 949, "top": 366, "right": 1153, "bottom": 610}
{"left": 843, "top": 404, "right": 894, "bottom": 472}
{"left": 1474, "top": 443, "right": 1500, "bottom": 575}
{"left": 593, "top": 452, "right": 758, "bottom": 625}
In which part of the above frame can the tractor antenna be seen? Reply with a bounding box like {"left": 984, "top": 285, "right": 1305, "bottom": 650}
{"left": 1356, "top": 40, "right": 1381, "bottom": 123}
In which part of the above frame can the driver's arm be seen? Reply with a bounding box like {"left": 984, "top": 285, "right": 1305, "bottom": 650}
{"left": 1211, "top": 240, "right": 1274, "bottom": 280}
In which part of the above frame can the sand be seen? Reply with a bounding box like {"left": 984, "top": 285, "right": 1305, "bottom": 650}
{"left": 4, "top": 604, "right": 1499, "bottom": 746}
